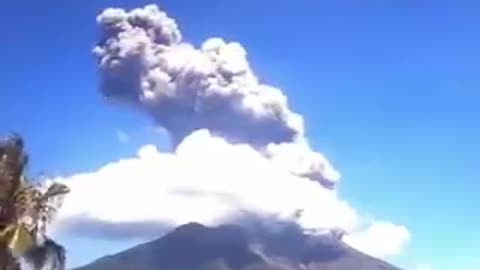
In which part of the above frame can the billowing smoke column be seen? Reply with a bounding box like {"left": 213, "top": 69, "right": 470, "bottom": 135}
{"left": 93, "top": 4, "right": 339, "bottom": 189}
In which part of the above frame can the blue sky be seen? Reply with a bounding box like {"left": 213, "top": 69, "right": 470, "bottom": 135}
{"left": 1, "top": 0, "right": 479, "bottom": 269}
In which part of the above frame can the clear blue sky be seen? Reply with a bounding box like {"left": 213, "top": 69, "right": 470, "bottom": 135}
{"left": 1, "top": 0, "right": 479, "bottom": 269}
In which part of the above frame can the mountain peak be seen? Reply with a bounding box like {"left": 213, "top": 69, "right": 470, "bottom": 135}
{"left": 74, "top": 223, "right": 402, "bottom": 270}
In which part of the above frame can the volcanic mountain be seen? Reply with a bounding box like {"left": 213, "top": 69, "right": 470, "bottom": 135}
{"left": 73, "top": 222, "right": 402, "bottom": 270}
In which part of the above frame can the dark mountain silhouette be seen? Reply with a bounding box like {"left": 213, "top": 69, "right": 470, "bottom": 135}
{"left": 73, "top": 222, "right": 403, "bottom": 270}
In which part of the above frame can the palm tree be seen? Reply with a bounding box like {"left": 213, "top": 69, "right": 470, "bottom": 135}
{"left": 0, "top": 134, "right": 69, "bottom": 270}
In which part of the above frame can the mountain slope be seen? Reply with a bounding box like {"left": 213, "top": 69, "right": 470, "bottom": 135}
{"left": 73, "top": 223, "right": 402, "bottom": 270}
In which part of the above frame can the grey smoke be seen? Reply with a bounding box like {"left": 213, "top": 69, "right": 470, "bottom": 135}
{"left": 219, "top": 212, "right": 348, "bottom": 266}
{"left": 93, "top": 4, "right": 339, "bottom": 188}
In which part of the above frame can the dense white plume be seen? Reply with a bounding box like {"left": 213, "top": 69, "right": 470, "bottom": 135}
{"left": 52, "top": 130, "right": 410, "bottom": 258}
{"left": 54, "top": 130, "right": 357, "bottom": 233}
{"left": 50, "top": 4, "right": 411, "bottom": 260}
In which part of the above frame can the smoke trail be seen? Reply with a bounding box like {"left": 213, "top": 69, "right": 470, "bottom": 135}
{"left": 93, "top": 4, "right": 339, "bottom": 188}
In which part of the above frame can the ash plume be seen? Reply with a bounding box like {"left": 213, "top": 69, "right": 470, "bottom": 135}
{"left": 93, "top": 4, "right": 339, "bottom": 188}
{"left": 54, "top": 4, "right": 412, "bottom": 258}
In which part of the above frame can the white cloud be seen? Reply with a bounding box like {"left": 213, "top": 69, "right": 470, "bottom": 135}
{"left": 344, "top": 222, "right": 411, "bottom": 258}
{"left": 51, "top": 130, "right": 409, "bottom": 258}
{"left": 414, "top": 265, "right": 434, "bottom": 270}
{"left": 54, "top": 130, "right": 356, "bottom": 230}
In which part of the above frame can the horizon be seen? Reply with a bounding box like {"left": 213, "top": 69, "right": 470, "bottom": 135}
{"left": 0, "top": 1, "right": 479, "bottom": 270}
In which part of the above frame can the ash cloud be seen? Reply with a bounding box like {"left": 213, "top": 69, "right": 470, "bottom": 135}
{"left": 94, "top": 5, "right": 303, "bottom": 147}
{"left": 225, "top": 212, "right": 349, "bottom": 265}
{"left": 50, "top": 4, "right": 411, "bottom": 259}
{"left": 93, "top": 4, "right": 338, "bottom": 189}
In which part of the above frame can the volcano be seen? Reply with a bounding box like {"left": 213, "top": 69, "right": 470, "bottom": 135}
{"left": 73, "top": 222, "right": 402, "bottom": 270}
